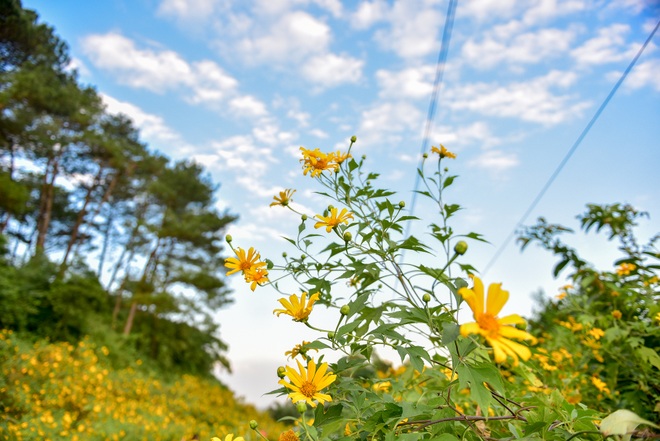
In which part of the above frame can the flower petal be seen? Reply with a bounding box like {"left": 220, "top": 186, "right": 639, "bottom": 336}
{"left": 486, "top": 283, "right": 508, "bottom": 316}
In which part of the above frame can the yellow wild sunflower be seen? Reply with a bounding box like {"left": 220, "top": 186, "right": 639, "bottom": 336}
{"left": 273, "top": 292, "right": 320, "bottom": 322}
{"left": 224, "top": 247, "right": 266, "bottom": 276}
{"left": 300, "top": 147, "right": 339, "bottom": 177}
{"left": 459, "top": 275, "right": 537, "bottom": 365}
{"left": 279, "top": 430, "right": 299, "bottom": 441}
{"left": 244, "top": 266, "right": 269, "bottom": 291}
{"left": 279, "top": 359, "right": 336, "bottom": 407}
{"left": 271, "top": 189, "right": 296, "bottom": 207}
{"left": 285, "top": 341, "right": 318, "bottom": 359}
{"left": 212, "top": 435, "right": 244, "bottom": 441}
{"left": 314, "top": 207, "right": 354, "bottom": 232}
{"left": 431, "top": 144, "right": 456, "bottom": 159}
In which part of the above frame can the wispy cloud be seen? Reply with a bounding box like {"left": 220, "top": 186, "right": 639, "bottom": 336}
{"left": 82, "top": 33, "right": 267, "bottom": 118}
{"left": 446, "top": 71, "right": 591, "bottom": 125}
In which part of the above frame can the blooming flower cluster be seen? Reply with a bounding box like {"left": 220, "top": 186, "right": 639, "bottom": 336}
{"left": 300, "top": 147, "right": 350, "bottom": 177}
{"left": 224, "top": 246, "right": 269, "bottom": 291}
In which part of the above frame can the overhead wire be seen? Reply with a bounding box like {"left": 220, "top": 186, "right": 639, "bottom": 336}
{"left": 482, "top": 18, "right": 660, "bottom": 275}
{"left": 403, "top": 0, "right": 458, "bottom": 242}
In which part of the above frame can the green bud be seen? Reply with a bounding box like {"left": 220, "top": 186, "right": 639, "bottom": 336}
{"left": 301, "top": 214, "right": 308, "bottom": 221}
{"left": 296, "top": 401, "right": 307, "bottom": 414}
{"left": 225, "top": 234, "right": 233, "bottom": 243}
{"left": 328, "top": 205, "right": 334, "bottom": 211}
{"left": 249, "top": 420, "right": 258, "bottom": 430}
{"left": 444, "top": 167, "right": 449, "bottom": 172}
{"left": 398, "top": 201, "right": 405, "bottom": 208}
{"left": 423, "top": 153, "right": 428, "bottom": 159}
{"left": 343, "top": 231, "right": 352, "bottom": 242}
{"left": 351, "top": 135, "right": 357, "bottom": 143}
{"left": 266, "top": 259, "right": 274, "bottom": 269}
{"left": 423, "top": 293, "right": 431, "bottom": 303}
{"left": 327, "top": 331, "right": 335, "bottom": 339}
{"left": 282, "top": 252, "right": 287, "bottom": 258}
{"left": 340, "top": 305, "right": 350, "bottom": 316}
{"left": 301, "top": 254, "right": 306, "bottom": 260}
{"left": 362, "top": 155, "right": 367, "bottom": 160}
{"left": 454, "top": 241, "right": 468, "bottom": 255}
{"left": 277, "top": 366, "right": 286, "bottom": 378}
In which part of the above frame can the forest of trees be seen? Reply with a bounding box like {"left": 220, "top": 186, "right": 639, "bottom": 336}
{"left": 0, "top": 0, "right": 237, "bottom": 375}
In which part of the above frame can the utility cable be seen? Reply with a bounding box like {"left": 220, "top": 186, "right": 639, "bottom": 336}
{"left": 483, "top": 18, "right": 660, "bottom": 275}
{"left": 403, "top": 0, "right": 458, "bottom": 241}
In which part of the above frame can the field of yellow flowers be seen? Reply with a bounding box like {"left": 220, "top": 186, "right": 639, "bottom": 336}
{"left": 0, "top": 330, "right": 286, "bottom": 441}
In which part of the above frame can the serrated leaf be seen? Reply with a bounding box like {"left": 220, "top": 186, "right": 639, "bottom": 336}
{"left": 600, "top": 409, "right": 659, "bottom": 441}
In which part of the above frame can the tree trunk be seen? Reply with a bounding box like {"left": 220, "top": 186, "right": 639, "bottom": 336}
{"left": 122, "top": 239, "right": 160, "bottom": 336}
{"left": 59, "top": 167, "right": 103, "bottom": 275}
{"left": 35, "top": 155, "right": 60, "bottom": 254}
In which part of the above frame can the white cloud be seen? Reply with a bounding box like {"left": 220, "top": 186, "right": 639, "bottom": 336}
{"left": 447, "top": 71, "right": 591, "bottom": 125}
{"left": 157, "top": 0, "right": 223, "bottom": 21}
{"left": 430, "top": 122, "right": 501, "bottom": 149}
{"left": 82, "top": 33, "right": 192, "bottom": 92}
{"left": 615, "top": 58, "right": 660, "bottom": 92}
{"left": 301, "top": 53, "right": 364, "bottom": 87}
{"left": 100, "top": 94, "right": 195, "bottom": 157}
{"left": 376, "top": 66, "right": 435, "bottom": 99}
{"left": 309, "top": 128, "right": 329, "bottom": 138}
{"left": 206, "top": 135, "right": 276, "bottom": 178}
{"left": 82, "top": 33, "right": 268, "bottom": 118}
{"left": 468, "top": 149, "right": 520, "bottom": 172}
{"left": 229, "top": 96, "right": 269, "bottom": 117}
{"left": 373, "top": 0, "right": 443, "bottom": 59}
{"left": 462, "top": 27, "right": 577, "bottom": 69}
{"left": 357, "top": 101, "right": 423, "bottom": 147}
{"left": 570, "top": 24, "right": 636, "bottom": 66}
{"left": 234, "top": 11, "right": 331, "bottom": 64}
{"left": 352, "top": 0, "right": 389, "bottom": 29}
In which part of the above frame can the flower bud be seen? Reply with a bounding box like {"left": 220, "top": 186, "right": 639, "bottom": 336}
{"left": 282, "top": 252, "right": 287, "bottom": 258}
{"left": 296, "top": 401, "right": 307, "bottom": 414}
{"left": 423, "top": 293, "right": 431, "bottom": 303}
{"left": 301, "top": 214, "right": 308, "bottom": 221}
{"left": 454, "top": 241, "right": 468, "bottom": 255}
{"left": 327, "top": 331, "right": 335, "bottom": 339}
{"left": 362, "top": 155, "right": 367, "bottom": 160}
{"left": 343, "top": 232, "right": 352, "bottom": 242}
{"left": 225, "top": 234, "right": 233, "bottom": 243}
{"left": 423, "top": 153, "right": 428, "bottom": 159}
{"left": 351, "top": 135, "right": 357, "bottom": 143}
{"left": 398, "top": 201, "right": 405, "bottom": 208}
{"left": 277, "top": 366, "right": 286, "bottom": 378}
{"left": 328, "top": 205, "right": 334, "bottom": 211}
{"left": 249, "top": 420, "right": 258, "bottom": 430}
{"left": 301, "top": 254, "right": 306, "bottom": 260}
{"left": 340, "top": 305, "right": 350, "bottom": 316}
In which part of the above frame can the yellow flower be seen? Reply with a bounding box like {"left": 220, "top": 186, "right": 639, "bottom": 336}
{"left": 459, "top": 276, "right": 537, "bottom": 365}
{"left": 279, "top": 359, "right": 336, "bottom": 407}
{"left": 555, "top": 292, "right": 567, "bottom": 300}
{"left": 279, "top": 430, "right": 299, "bottom": 441}
{"left": 655, "top": 312, "right": 660, "bottom": 323}
{"left": 285, "top": 341, "right": 318, "bottom": 359}
{"left": 244, "top": 266, "right": 269, "bottom": 291}
{"left": 271, "top": 189, "right": 296, "bottom": 207}
{"left": 616, "top": 262, "right": 636, "bottom": 276}
{"left": 300, "top": 147, "right": 339, "bottom": 177}
{"left": 314, "top": 207, "right": 354, "bottom": 232}
{"left": 224, "top": 247, "right": 266, "bottom": 276}
{"left": 588, "top": 328, "right": 605, "bottom": 340}
{"left": 333, "top": 150, "right": 352, "bottom": 164}
{"left": 274, "top": 292, "right": 320, "bottom": 322}
{"left": 591, "top": 375, "right": 610, "bottom": 394}
{"left": 212, "top": 435, "right": 244, "bottom": 441}
{"left": 431, "top": 144, "right": 456, "bottom": 159}
{"left": 612, "top": 310, "right": 622, "bottom": 320}
{"left": 372, "top": 381, "right": 391, "bottom": 392}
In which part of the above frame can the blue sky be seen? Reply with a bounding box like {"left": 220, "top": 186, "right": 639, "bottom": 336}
{"left": 23, "top": 0, "right": 660, "bottom": 408}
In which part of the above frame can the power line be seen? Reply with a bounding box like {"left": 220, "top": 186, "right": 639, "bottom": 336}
{"left": 483, "top": 18, "right": 660, "bottom": 275}
{"left": 403, "top": 0, "right": 458, "bottom": 240}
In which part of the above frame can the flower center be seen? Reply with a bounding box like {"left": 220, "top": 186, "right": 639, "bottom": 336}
{"left": 299, "top": 381, "right": 317, "bottom": 398}
{"left": 476, "top": 313, "right": 500, "bottom": 334}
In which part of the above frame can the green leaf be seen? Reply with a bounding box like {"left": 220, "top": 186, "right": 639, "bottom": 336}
{"left": 636, "top": 346, "right": 660, "bottom": 370}
{"left": 456, "top": 362, "right": 503, "bottom": 411}
{"left": 441, "top": 323, "right": 460, "bottom": 345}
{"left": 313, "top": 403, "right": 343, "bottom": 427}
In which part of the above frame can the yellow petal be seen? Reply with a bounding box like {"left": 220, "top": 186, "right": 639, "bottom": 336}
{"left": 498, "top": 337, "right": 532, "bottom": 362}
{"left": 486, "top": 283, "right": 508, "bottom": 316}
{"left": 498, "top": 314, "right": 525, "bottom": 325}
{"left": 499, "top": 325, "right": 537, "bottom": 343}
{"left": 459, "top": 322, "right": 482, "bottom": 337}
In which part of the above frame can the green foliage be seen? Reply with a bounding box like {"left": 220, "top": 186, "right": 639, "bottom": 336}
{"left": 520, "top": 203, "right": 660, "bottom": 420}
{"left": 227, "top": 142, "right": 658, "bottom": 441}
